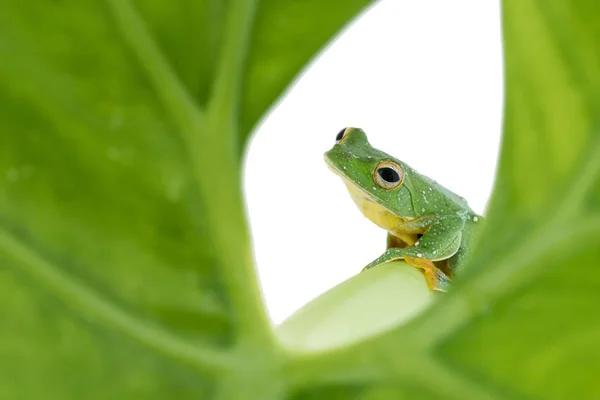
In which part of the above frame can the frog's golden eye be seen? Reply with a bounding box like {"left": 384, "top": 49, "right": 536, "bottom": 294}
{"left": 374, "top": 161, "right": 403, "bottom": 190}
{"left": 335, "top": 127, "right": 353, "bottom": 144}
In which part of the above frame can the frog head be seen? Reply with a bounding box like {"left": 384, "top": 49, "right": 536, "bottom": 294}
{"left": 324, "top": 127, "right": 418, "bottom": 229}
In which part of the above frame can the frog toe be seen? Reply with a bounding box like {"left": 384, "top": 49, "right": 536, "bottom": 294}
{"left": 404, "top": 256, "right": 452, "bottom": 291}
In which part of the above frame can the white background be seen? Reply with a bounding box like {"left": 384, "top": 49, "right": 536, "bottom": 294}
{"left": 244, "top": 0, "right": 504, "bottom": 324}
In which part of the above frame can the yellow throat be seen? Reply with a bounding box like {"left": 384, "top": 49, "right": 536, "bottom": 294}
{"left": 341, "top": 178, "right": 421, "bottom": 246}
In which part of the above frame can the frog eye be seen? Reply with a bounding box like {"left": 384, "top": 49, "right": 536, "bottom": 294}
{"left": 335, "top": 127, "right": 353, "bottom": 144}
{"left": 374, "top": 161, "right": 403, "bottom": 190}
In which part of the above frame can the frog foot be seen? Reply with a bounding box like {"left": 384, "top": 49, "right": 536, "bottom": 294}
{"left": 403, "top": 256, "right": 451, "bottom": 292}
{"left": 361, "top": 256, "right": 451, "bottom": 292}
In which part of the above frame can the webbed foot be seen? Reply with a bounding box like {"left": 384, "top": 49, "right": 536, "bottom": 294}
{"left": 362, "top": 255, "right": 451, "bottom": 292}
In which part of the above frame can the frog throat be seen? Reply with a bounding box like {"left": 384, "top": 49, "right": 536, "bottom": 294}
{"left": 340, "top": 177, "right": 422, "bottom": 245}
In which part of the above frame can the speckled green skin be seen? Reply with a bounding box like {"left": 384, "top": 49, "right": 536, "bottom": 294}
{"left": 324, "top": 128, "right": 483, "bottom": 290}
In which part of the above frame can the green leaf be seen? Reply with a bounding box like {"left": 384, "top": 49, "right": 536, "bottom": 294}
{"left": 0, "top": 0, "right": 373, "bottom": 398}
{"left": 3, "top": 0, "right": 599, "bottom": 399}
{"left": 433, "top": 1, "right": 600, "bottom": 398}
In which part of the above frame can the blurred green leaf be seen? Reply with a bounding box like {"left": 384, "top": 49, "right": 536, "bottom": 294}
{"left": 0, "top": 0, "right": 373, "bottom": 398}
{"left": 2, "top": 0, "right": 599, "bottom": 399}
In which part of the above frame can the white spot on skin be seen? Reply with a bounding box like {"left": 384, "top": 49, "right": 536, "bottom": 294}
{"left": 372, "top": 187, "right": 377, "bottom": 191}
{"left": 433, "top": 250, "right": 438, "bottom": 255}
{"left": 415, "top": 241, "right": 420, "bottom": 246}
{"left": 343, "top": 166, "right": 346, "bottom": 170}
{"left": 473, "top": 216, "right": 479, "bottom": 222}
{"left": 417, "top": 253, "right": 423, "bottom": 258}
{"left": 421, "top": 208, "right": 425, "bottom": 212}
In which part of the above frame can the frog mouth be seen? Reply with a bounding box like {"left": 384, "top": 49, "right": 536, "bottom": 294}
{"left": 324, "top": 155, "right": 378, "bottom": 201}
{"left": 324, "top": 154, "right": 356, "bottom": 180}
{"left": 324, "top": 156, "right": 344, "bottom": 177}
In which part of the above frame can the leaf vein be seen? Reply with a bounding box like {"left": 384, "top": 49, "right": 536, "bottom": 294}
{"left": 0, "top": 227, "right": 233, "bottom": 375}
{"left": 104, "top": 0, "right": 205, "bottom": 146}
{"left": 408, "top": 214, "right": 600, "bottom": 345}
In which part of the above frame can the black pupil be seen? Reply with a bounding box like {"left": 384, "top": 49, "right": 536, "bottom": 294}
{"left": 378, "top": 167, "right": 400, "bottom": 183}
{"left": 335, "top": 128, "right": 346, "bottom": 141}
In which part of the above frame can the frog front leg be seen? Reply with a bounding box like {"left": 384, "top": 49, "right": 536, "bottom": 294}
{"left": 362, "top": 219, "right": 465, "bottom": 291}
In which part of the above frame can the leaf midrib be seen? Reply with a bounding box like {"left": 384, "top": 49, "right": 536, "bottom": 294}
{"left": 105, "top": 0, "right": 274, "bottom": 346}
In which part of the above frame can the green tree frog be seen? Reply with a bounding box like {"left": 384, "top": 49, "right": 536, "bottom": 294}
{"left": 325, "top": 127, "right": 483, "bottom": 291}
